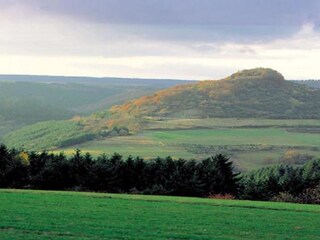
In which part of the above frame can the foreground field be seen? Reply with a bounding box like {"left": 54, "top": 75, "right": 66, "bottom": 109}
{"left": 59, "top": 119, "right": 320, "bottom": 171}
{"left": 0, "top": 190, "right": 319, "bottom": 239}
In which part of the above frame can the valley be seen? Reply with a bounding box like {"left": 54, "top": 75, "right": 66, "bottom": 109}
{"left": 0, "top": 76, "right": 192, "bottom": 139}
{"left": 4, "top": 69, "right": 320, "bottom": 171}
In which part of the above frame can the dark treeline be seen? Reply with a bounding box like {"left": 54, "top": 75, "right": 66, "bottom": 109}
{"left": 0, "top": 144, "right": 319, "bottom": 203}
{"left": 239, "top": 161, "right": 320, "bottom": 204}
{"left": 0, "top": 145, "right": 238, "bottom": 197}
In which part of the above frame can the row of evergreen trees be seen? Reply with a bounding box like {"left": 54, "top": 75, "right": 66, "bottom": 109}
{"left": 0, "top": 144, "right": 319, "bottom": 203}
{"left": 0, "top": 145, "right": 238, "bottom": 197}
{"left": 239, "top": 161, "right": 320, "bottom": 203}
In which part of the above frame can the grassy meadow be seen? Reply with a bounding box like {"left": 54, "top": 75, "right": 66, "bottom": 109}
{"left": 57, "top": 118, "right": 320, "bottom": 171}
{"left": 0, "top": 189, "right": 319, "bottom": 240}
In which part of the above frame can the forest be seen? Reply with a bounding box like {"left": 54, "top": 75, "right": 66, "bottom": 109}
{"left": 0, "top": 144, "right": 319, "bottom": 204}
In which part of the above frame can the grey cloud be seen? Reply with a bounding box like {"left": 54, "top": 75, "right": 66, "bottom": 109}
{"left": 2, "top": 0, "right": 319, "bottom": 44}
{"left": 3, "top": 0, "right": 318, "bottom": 44}
{"left": 6, "top": 0, "right": 320, "bottom": 26}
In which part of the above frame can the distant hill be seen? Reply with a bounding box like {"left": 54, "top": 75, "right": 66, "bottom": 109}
{"left": 110, "top": 68, "right": 320, "bottom": 120}
{"left": 0, "top": 74, "right": 195, "bottom": 87}
{"left": 292, "top": 80, "right": 320, "bottom": 89}
{"left": 0, "top": 75, "right": 195, "bottom": 115}
{"left": 0, "top": 76, "right": 194, "bottom": 138}
{"left": 0, "top": 81, "right": 156, "bottom": 115}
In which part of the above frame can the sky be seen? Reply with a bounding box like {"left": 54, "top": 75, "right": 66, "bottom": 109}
{"left": 1, "top": 0, "right": 320, "bottom": 80}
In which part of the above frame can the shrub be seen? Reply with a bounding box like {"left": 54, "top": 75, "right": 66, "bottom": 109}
{"left": 298, "top": 185, "right": 320, "bottom": 204}
{"left": 208, "top": 193, "right": 235, "bottom": 200}
{"left": 271, "top": 192, "right": 298, "bottom": 203}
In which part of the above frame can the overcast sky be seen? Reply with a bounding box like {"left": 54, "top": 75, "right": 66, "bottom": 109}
{"left": 1, "top": 0, "right": 320, "bottom": 80}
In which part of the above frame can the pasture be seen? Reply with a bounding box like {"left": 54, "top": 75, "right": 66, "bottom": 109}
{"left": 0, "top": 189, "right": 319, "bottom": 239}
{"left": 59, "top": 120, "right": 320, "bottom": 171}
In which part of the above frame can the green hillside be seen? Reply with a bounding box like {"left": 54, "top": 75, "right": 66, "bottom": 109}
{"left": 0, "top": 77, "right": 194, "bottom": 116}
{"left": 110, "top": 68, "right": 320, "bottom": 121}
{"left": 0, "top": 99, "right": 72, "bottom": 123}
{"left": 0, "top": 101, "right": 72, "bottom": 139}
{"left": 0, "top": 81, "right": 160, "bottom": 117}
{"left": 0, "top": 190, "right": 319, "bottom": 240}
{"left": 0, "top": 78, "right": 189, "bottom": 139}
{"left": 2, "top": 121, "right": 95, "bottom": 150}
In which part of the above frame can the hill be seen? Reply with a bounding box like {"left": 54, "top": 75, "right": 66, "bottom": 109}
{"left": 0, "top": 77, "right": 193, "bottom": 115}
{"left": 0, "top": 77, "right": 193, "bottom": 139}
{"left": 293, "top": 80, "right": 320, "bottom": 89}
{"left": 0, "top": 74, "right": 194, "bottom": 87}
{"left": 2, "top": 120, "right": 94, "bottom": 150}
{"left": 0, "top": 190, "right": 319, "bottom": 239}
{"left": 110, "top": 68, "right": 320, "bottom": 121}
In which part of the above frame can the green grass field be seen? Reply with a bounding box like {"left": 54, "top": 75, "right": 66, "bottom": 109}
{"left": 58, "top": 123, "right": 320, "bottom": 171}
{"left": 145, "top": 118, "right": 320, "bottom": 130}
{"left": 0, "top": 189, "right": 319, "bottom": 240}
{"left": 148, "top": 128, "right": 320, "bottom": 146}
